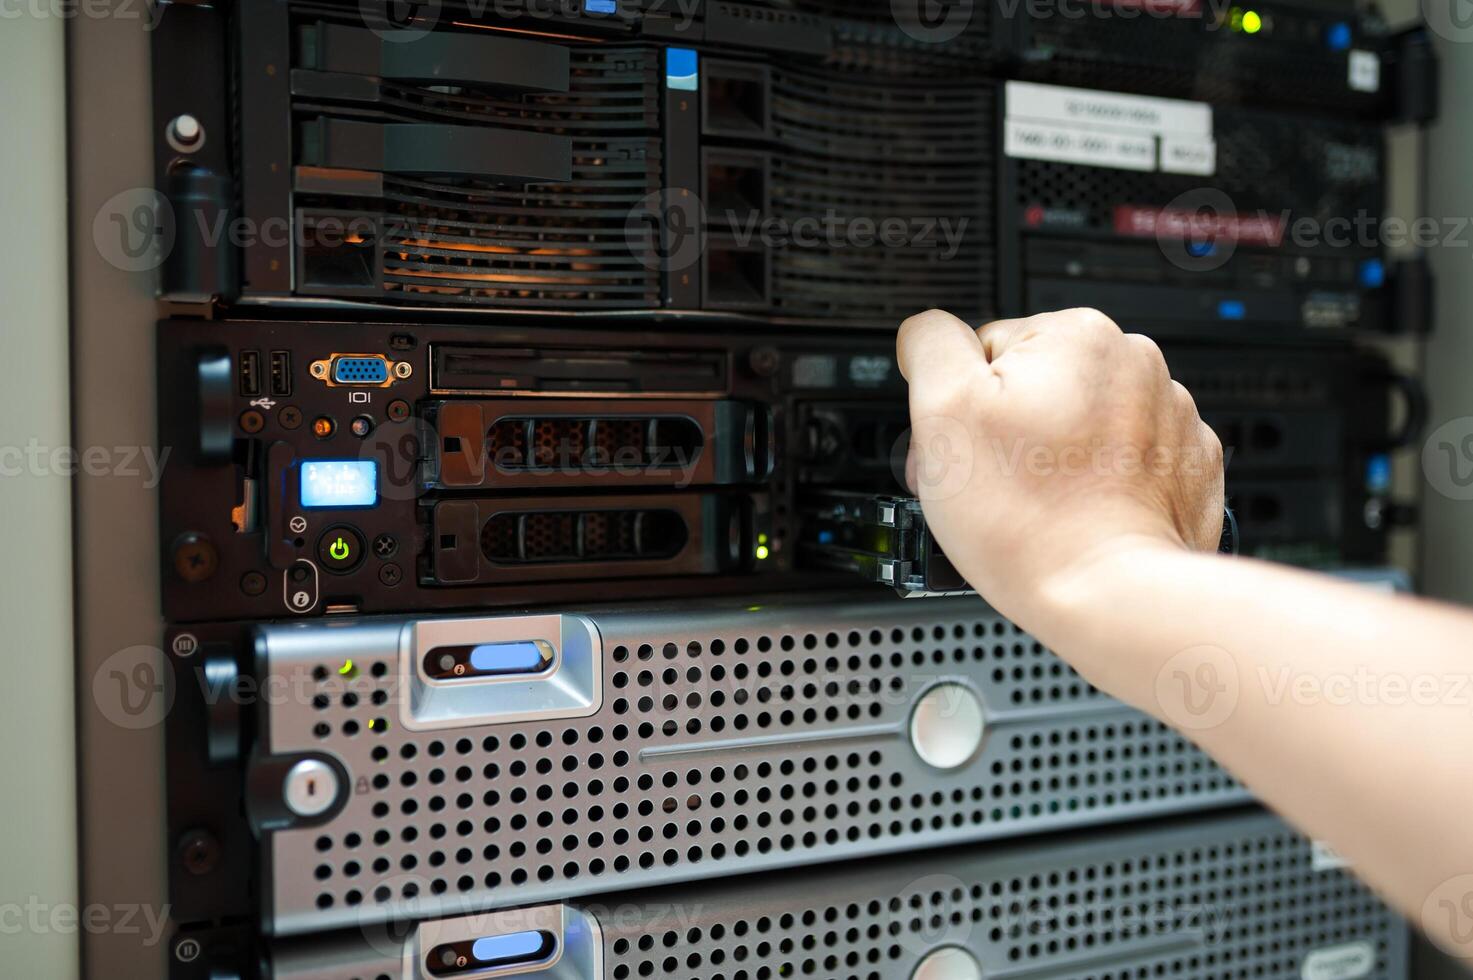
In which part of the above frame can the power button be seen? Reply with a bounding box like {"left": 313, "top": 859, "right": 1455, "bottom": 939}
{"left": 316, "top": 525, "right": 366, "bottom": 573}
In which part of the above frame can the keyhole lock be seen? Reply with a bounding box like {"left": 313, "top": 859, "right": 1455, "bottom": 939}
{"left": 283, "top": 758, "right": 340, "bottom": 818}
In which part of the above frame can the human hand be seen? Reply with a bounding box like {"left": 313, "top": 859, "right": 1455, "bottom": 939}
{"left": 896, "top": 307, "right": 1225, "bottom": 625}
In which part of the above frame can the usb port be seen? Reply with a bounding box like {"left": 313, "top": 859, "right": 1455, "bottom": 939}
{"left": 239, "top": 350, "right": 262, "bottom": 397}
{"left": 269, "top": 351, "right": 292, "bottom": 396}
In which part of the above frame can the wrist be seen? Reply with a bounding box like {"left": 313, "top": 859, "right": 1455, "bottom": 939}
{"left": 1020, "top": 532, "right": 1190, "bottom": 696}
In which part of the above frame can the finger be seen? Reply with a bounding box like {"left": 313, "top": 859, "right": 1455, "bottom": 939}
{"left": 1123, "top": 332, "right": 1170, "bottom": 383}
{"left": 896, "top": 309, "right": 984, "bottom": 385}
{"left": 974, "top": 317, "right": 1035, "bottom": 362}
{"left": 977, "top": 308, "right": 1120, "bottom": 362}
{"left": 1170, "top": 379, "right": 1201, "bottom": 420}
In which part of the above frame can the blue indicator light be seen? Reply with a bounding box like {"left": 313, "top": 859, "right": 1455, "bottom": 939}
{"left": 468, "top": 642, "right": 550, "bottom": 675}
{"left": 1366, "top": 453, "right": 1392, "bottom": 493}
{"left": 299, "top": 460, "right": 378, "bottom": 508}
{"left": 666, "top": 48, "right": 698, "bottom": 92}
{"left": 1359, "top": 258, "right": 1385, "bottom": 288}
{"left": 585, "top": 0, "right": 616, "bottom": 12}
{"left": 1217, "top": 299, "right": 1246, "bottom": 320}
{"left": 817, "top": 530, "right": 835, "bottom": 545}
{"left": 1326, "top": 21, "right": 1352, "bottom": 51}
{"left": 471, "top": 931, "right": 551, "bottom": 965}
{"left": 1186, "top": 240, "right": 1216, "bottom": 258}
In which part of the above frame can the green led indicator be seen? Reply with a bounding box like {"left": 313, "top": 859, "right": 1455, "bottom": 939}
{"left": 329, "top": 536, "right": 351, "bottom": 561}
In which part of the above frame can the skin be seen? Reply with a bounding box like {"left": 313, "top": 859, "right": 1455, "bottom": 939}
{"left": 897, "top": 306, "right": 1473, "bottom": 961}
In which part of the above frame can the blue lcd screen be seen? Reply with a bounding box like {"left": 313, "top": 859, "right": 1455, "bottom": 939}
{"left": 299, "top": 460, "right": 378, "bottom": 508}
{"left": 469, "top": 641, "right": 549, "bottom": 675}
{"left": 471, "top": 931, "right": 550, "bottom": 965}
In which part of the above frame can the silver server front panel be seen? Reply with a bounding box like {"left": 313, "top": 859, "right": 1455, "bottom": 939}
{"left": 267, "top": 807, "right": 1406, "bottom": 980}
{"left": 254, "top": 595, "right": 1248, "bottom": 935}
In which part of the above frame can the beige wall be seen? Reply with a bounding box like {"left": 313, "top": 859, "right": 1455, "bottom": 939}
{"left": 0, "top": 18, "right": 80, "bottom": 980}
{"left": 1420, "top": 31, "right": 1473, "bottom": 607}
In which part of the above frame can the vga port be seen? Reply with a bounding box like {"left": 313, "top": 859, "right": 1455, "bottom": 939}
{"left": 309, "top": 354, "right": 412, "bottom": 387}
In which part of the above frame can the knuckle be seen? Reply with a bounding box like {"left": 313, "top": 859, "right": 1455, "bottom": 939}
{"left": 1126, "top": 334, "right": 1170, "bottom": 378}
{"left": 1200, "top": 420, "right": 1225, "bottom": 461}
{"left": 1127, "top": 332, "right": 1166, "bottom": 363}
{"left": 1056, "top": 308, "right": 1124, "bottom": 354}
{"left": 1065, "top": 307, "right": 1122, "bottom": 337}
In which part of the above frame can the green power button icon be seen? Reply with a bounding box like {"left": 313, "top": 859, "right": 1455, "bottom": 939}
{"left": 317, "top": 525, "right": 364, "bottom": 572}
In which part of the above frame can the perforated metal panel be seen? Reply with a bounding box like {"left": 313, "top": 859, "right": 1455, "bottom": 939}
{"left": 765, "top": 67, "right": 995, "bottom": 320}
{"left": 255, "top": 596, "right": 1247, "bottom": 935}
{"left": 266, "top": 809, "right": 1407, "bottom": 980}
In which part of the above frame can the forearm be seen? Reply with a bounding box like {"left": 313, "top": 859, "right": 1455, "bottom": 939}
{"left": 1015, "top": 545, "right": 1473, "bottom": 929}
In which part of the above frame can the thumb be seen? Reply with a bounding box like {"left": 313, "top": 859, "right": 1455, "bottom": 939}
{"left": 896, "top": 309, "right": 985, "bottom": 389}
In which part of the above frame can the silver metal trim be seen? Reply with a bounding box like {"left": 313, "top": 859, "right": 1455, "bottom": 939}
{"left": 403, "top": 616, "right": 603, "bottom": 732}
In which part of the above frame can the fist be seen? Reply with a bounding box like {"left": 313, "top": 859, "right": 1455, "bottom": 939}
{"left": 897, "top": 307, "right": 1226, "bottom": 621}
